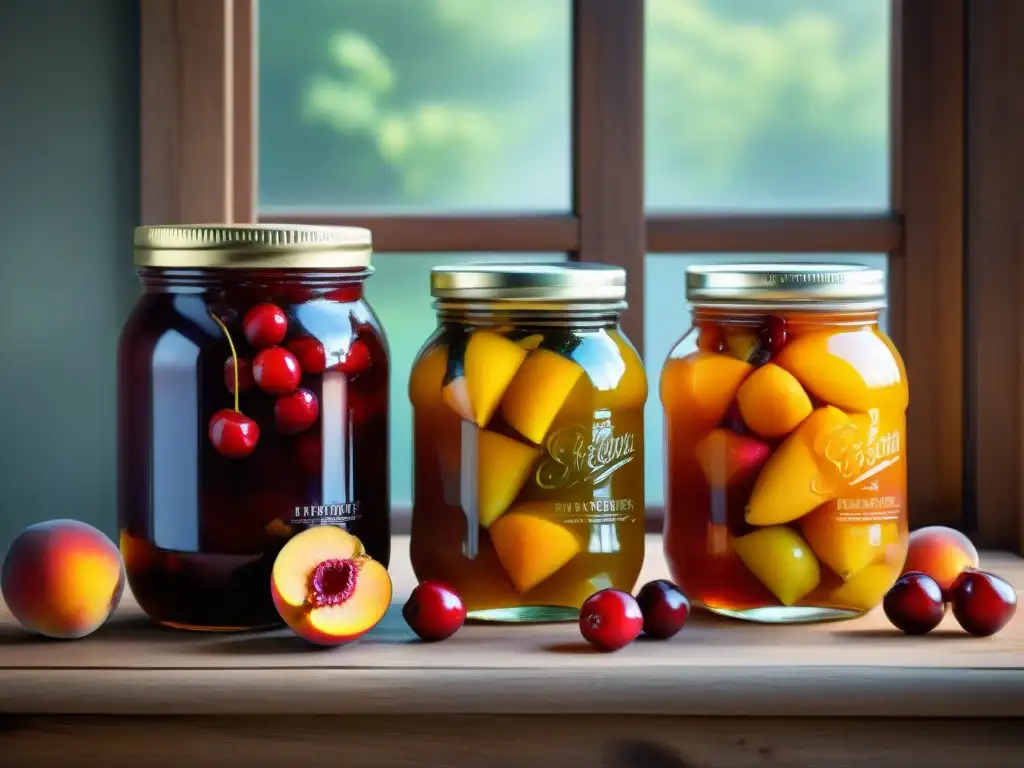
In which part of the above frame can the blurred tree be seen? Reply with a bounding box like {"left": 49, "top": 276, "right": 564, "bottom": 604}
{"left": 259, "top": 0, "right": 888, "bottom": 211}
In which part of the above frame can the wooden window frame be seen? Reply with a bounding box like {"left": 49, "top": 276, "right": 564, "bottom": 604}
{"left": 140, "top": 1, "right": 1011, "bottom": 549}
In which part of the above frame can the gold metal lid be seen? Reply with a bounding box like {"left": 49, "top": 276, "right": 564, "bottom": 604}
{"left": 133, "top": 224, "right": 372, "bottom": 269}
{"left": 686, "top": 263, "right": 887, "bottom": 310}
{"left": 431, "top": 262, "right": 626, "bottom": 303}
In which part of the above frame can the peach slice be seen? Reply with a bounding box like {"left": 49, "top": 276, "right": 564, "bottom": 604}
{"left": 408, "top": 343, "right": 447, "bottom": 409}
{"left": 463, "top": 331, "right": 529, "bottom": 428}
{"left": 517, "top": 333, "right": 545, "bottom": 351}
{"left": 693, "top": 428, "right": 771, "bottom": 489}
{"left": 823, "top": 560, "right": 902, "bottom": 612}
{"left": 501, "top": 348, "right": 585, "bottom": 444}
{"left": 745, "top": 405, "right": 852, "bottom": 526}
{"left": 489, "top": 506, "right": 581, "bottom": 593}
{"left": 736, "top": 363, "right": 813, "bottom": 439}
{"left": 801, "top": 505, "right": 901, "bottom": 581}
{"left": 270, "top": 526, "right": 390, "bottom": 647}
{"left": 901, "top": 526, "right": 980, "bottom": 595}
{"left": 775, "top": 328, "right": 909, "bottom": 413}
{"left": 733, "top": 526, "right": 821, "bottom": 606}
{"left": 659, "top": 351, "right": 753, "bottom": 428}
{"left": 2, "top": 519, "right": 125, "bottom": 639}
{"left": 476, "top": 429, "right": 541, "bottom": 528}
{"left": 725, "top": 329, "right": 759, "bottom": 363}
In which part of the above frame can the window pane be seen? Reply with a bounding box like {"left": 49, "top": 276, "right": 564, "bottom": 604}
{"left": 368, "top": 253, "right": 568, "bottom": 506}
{"left": 645, "top": 0, "right": 890, "bottom": 211}
{"left": 643, "top": 253, "right": 889, "bottom": 505}
{"left": 258, "top": 0, "right": 571, "bottom": 212}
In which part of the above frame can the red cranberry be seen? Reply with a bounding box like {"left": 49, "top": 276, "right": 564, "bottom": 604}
{"left": 274, "top": 388, "right": 319, "bottom": 434}
{"left": 208, "top": 409, "right": 260, "bottom": 458}
{"left": 327, "top": 339, "right": 372, "bottom": 376}
{"left": 242, "top": 303, "right": 288, "bottom": 349}
{"left": 758, "top": 315, "right": 788, "bottom": 356}
{"left": 253, "top": 346, "right": 302, "bottom": 395}
{"left": 951, "top": 570, "right": 1018, "bottom": 637}
{"left": 286, "top": 337, "right": 327, "bottom": 374}
{"left": 403, "top": 581, "right": 467, "bottom": 642}
{"left": 636, "top": 579, "right": 691, "bottom": 639}
{"left": 223, "top": 356, "right": 254, "bottom": 394}
{"left": 579, "top": 588, "right": 643, "bottom": 651}
{"left": 883, "top": 572, "right": 946, "bottom": 635}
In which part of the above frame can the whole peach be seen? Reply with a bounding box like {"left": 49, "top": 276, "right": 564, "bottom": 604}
{"left": 901, "top": 526, "right": 980, "bottom": 598}
{"left": 2, "top": 519, "right": 125, "bottom": 639}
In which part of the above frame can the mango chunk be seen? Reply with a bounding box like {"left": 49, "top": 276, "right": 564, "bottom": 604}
{"left": 489, "top": 507, "right": 581, "bottom": 593}
{"left": 476, "top": 429, "right": 540, "bottom": 528}
{"left": 463, "top": 331, "right": 529, "bottom": 427}
{"left": 801, "top": 505, "right": 901, "bottom": 580}
{"left": 822, "top": 560, "right": 902, "bottom": 612}
{"left": 693, "top": 428, "right": 771, "bottom": 489}
{"left": 745, "top": 406, "right": 853, "bottom": 526}
{"left": 501, "top": 349, "right": 585, "bottom": 444}
{"left": 736, "top": 363, "right": 813, "bottom": 439}
{"left": 733, "top": 527, "right": 821, "bottom": 606}
{"left": 659, "top": 351, "right": 753, "bottom": 426}
{"left": 775, "top": 329, "right": 908, "bottom": 413}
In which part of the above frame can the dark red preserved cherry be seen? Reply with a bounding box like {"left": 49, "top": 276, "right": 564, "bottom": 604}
{"left": 579, "top": 588, "right": 644, "bottom": 651}
{"left": 242, "top": 303, "right": 288, "bottom": 349}
{"left": 951, "top": 570, "right": 1018, "bottom": 637}
{"left": 253, "top": 346, "right": 302, "bottom": 395}
{"left": 327, "top": 339, "right": 372, "bottom": 375}
{"left": 636, "top": 579, "right": 691, "bottom": 639}
{"left": 883, "top": 572, "right": 946, "bottom": 635}
{"left": 223, "top": 356, "right": 254, "bottom": 394}
{"left": 757, "top": 315, "right": 788, "bottom": 356}
{"left": 403, "top": 581, "right": 467, "bottom": 641}
{"left": 208, "top": 408, "right": 260, "bottom": 458}
{"left": 294, "top": 432, "right": 322, "bottom": 475}
{"left": 274, "top": 388, "right": 319, "bottom": 434}
{"left": 286, "top": 337, "right": 327, "bottom": 374}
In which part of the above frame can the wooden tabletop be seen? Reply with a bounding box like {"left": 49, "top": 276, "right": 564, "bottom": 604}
{"left": 2, "top": 535, "right": 1022, "bottom": 718}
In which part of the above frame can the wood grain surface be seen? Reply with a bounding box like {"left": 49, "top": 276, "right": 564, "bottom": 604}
{"left": 1, "top": 536, "right": 1022, "bottom": 718}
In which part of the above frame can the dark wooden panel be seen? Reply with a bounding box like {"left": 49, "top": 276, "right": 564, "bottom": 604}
{"left": 646, "top": 214, "right": 903, "bottom": 254}
{"left": 141, "top": 0, "right": 235, "bottom": 223}
{"left": 232, "top": 0, "right": 256, "bottom": 223}
{"left": 889, "top": 0, "right": 965, "bottom": 532}
{"left": 572, "top": 0, "right": 646, "bottom": 352}
{"left": 965, "top": 0, "right": 1024, "bottom": 551}
{"left": 257, "top": 213, "right": 580, "bottom": 253}
{"left": 1, "top": 716, "right": 1021, "bottom": 768}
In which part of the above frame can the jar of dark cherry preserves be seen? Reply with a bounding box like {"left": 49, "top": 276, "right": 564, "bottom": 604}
{"left": 118, "top": 224, "right": 389, "bottom": 631}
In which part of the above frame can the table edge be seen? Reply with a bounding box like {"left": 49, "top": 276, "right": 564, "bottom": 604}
{"left": 2, "top": 665, "right": 1021, "bottom": 717}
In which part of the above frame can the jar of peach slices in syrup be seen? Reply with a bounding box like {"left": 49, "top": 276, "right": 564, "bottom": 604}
{"left": 662, "top": 264, "right": 909, "bottom": 623}
{"left": 409, "top": 263, "right": 647, "bottom": 622}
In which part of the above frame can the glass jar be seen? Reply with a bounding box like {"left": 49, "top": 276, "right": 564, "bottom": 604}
{"left": 662, "top": 264, "right": 909, "bottom": 623}
{"left": 409, "top": 263, "right": 647, "bottom": 622}
{"left": 118, "top": 224, "right": 389, "bottom": 631}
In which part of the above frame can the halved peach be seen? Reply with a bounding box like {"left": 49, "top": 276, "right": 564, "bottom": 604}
{"left": 270, "top": 526, "right": 391, "bottom": 647}
{"left": 659, "top": 351, "right": 752, "bottom": 428}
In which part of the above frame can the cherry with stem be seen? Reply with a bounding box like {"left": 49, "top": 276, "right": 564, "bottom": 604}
{"left": 209, "top": 312, "right": 261, "bottom": 458}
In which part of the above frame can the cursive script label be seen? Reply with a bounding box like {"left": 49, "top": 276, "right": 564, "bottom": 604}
{"left": 812, "top": 409, "right": 901, "bottom": 496}
{"left": 536, "top": 416, "right": 636, "bottom": 490}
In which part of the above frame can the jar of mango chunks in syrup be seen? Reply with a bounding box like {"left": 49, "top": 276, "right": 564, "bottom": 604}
{"left": 409, "top": 263, "right": 647, "bottom": 622}
{"left": 661, "top": 264, "right": 909, "bottom": 623}
{"left": 118, "top": 225, "right": 390, "bottom": 631}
